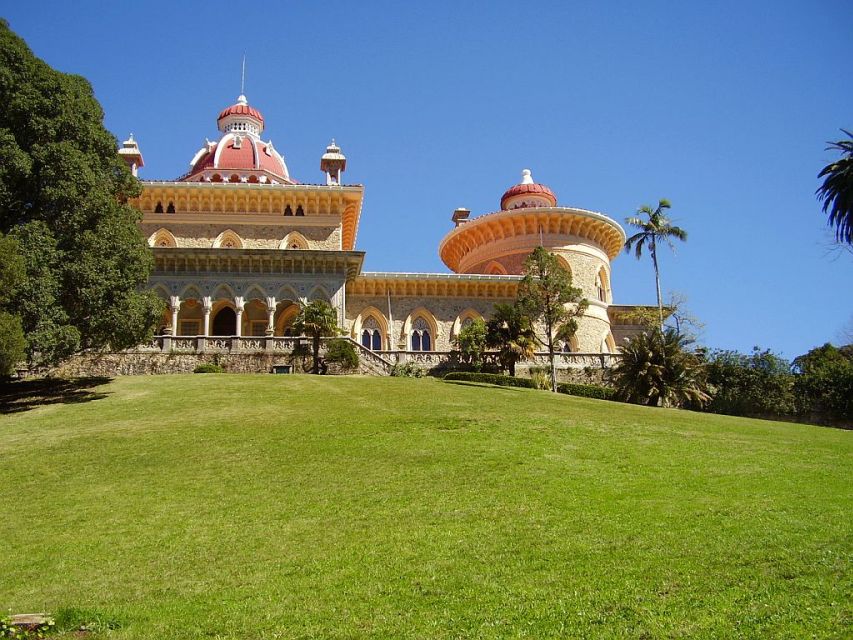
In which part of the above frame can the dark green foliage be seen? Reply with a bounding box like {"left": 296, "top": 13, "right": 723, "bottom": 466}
{"left": 453, "top": 318, "right": 487, "bottom": 370}
{"left": 609, "top": 328, "right": 709, "bottom": 407}
{"left": 443, "top": 371, "right": 536, "bottom": 389}
{"left": 0, "top": 311, "right": 25, "bottom": 377}
{"left": 705, "top": 348, "right": 796, "bottom": 417}
{"left": 817, "top": 130, "right": 853, "bottom": 245}
{"left": 193, "top": 363, "right": 224, "bottom": 374}
{"left": 0, "top": 232, "right": 25, "bottom": 375}
{"left": 485, "top": 302, "right": 536, "bottom": 377}
{"left": 557, "top": 382, "right": 616, "bottom": 401}
{"left": 293, "top": 300, "right": 340, "bottom": 374}
{"left": 793, "top": 343, "right": 853, "bottom": 424}
{"left": 0, "top": 21, "right": 161, "bottom": 365}
{"left": 325, "top": 338, "right": 359, "bottom": 370}
{"left": 518, "top": 246, "right": 587, "bottom": 392}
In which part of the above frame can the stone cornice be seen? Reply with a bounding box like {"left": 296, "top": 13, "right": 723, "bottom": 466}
{"left": 349, "top": 272, "right": 520, "bottom": 299}
{"left": 152, "top": 248, "right": 365, "bottom": 280}
{"left": 134, "top": 182, "right": 364, "bottom": 250}
{"left": 439, "top": 206, "right": 626, "bottom": 272}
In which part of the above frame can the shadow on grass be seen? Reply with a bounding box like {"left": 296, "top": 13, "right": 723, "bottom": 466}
{"left": 0, "top": 376, "right": 112, "bottom": 415}
{"left": 442, "top": 380, "right": 528, "bottom": 392}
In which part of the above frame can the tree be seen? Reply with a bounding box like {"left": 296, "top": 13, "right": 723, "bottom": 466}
{"left": 0, "top": 21, "right": 162, "bottom": 366}
{"left": 485, "top": 303, "right": 536, "bottom": 377}
{"left": 292, "top": 300, "right": 340, "bottom": 374}
{"left": 817, "top": 130, "right": 853, "bottom": 245}
{"left": 792, "top": 343, "right": 853, "bottom": 424}
{"left": 0, "top": 232, "right": 25, "bottom": 376}
{"left": 517, "top": 246, "right": 588, "bottom": 392}
{"left": 624, "top": 199, "right": 687, "bottom": 329}
{"left": 454, "top": 318, "right": 487, "bottom": 370}
{"left": 705, "top": 347, "right": 796, "bottom": 417}
{"left": 609, "top": 328, "right": 709, "bottom": 408}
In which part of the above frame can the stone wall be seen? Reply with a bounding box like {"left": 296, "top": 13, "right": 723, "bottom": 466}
{"left": 141, "top": 222, "right": 341, "bottom": 250}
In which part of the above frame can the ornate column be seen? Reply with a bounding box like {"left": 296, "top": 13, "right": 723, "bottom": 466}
{"left": 234, "top": 296, "right": 245, "bottom": 338}
{"left": 202, "top": 296, "right": 213, "bottom": 337}
{"left": 169, "top": 296, "right": 181, "bottom": 335}
{"left": 265, "top": 296, "right": 276, "bottom": 336}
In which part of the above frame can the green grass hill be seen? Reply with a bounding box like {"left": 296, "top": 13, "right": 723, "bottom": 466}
{"left": 1, "top": 375, "right": 850, "bottom": 639}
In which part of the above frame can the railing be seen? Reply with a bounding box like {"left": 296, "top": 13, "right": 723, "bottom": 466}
{"left": 143, "top": 336, "right": 617, "bottom": 372}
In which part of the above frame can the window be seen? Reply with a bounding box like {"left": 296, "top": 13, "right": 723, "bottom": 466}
{"left": 361, "top": 317, "right": 382, "bottom": 350}
{"left": 411, "top": 317, "right": 431, "bottom": 351}
{"left": 295, "top": 205, "right": 304, "bottom": 216}
{"left": 284, "top": 205, "right": 293, "bottom": 216}
{"left": 154, "top": 202, "right": 164, "bottom": 213}
{"left": 166, "top": 202, "right": 175, "bottom": 214}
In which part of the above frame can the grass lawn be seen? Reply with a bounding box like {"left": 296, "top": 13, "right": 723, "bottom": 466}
{"left": 0, "top": 374, "right": 850, "bottom": 639}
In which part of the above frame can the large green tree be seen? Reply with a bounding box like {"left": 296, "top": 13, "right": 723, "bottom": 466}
{"left": 0, "top": 20, "right": 161, "bottom": 366}
{"left": 624, "top": 199, "right": 687, "bottom": 329}
{"left": 293, "top": 300, "right": 340, "bottom": 374}
{"left": 485, "top": 303, "right": 536, "bottom": 377}
{"left": 817, "top": 130, "right": 853, "bottom": 246}
{"left": 517, "top": 247, "right": 588, "bottom": 392}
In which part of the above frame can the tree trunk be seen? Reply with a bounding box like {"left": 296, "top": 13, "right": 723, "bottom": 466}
{"left": 651, "top": 240, "right": 663, "bottom": 330}
{"left": 312, "top": 334, "right": 320, "bottom": 374}
{"left": 509, "top": 358, "right": 516, "bottom": 377}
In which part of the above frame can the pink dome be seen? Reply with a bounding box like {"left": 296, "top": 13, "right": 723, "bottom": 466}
{"left": 500, "top": 171, "right": 557, "bottom": 210}
{"left": 217, "top": 102, "right": 264, "bottom": 125}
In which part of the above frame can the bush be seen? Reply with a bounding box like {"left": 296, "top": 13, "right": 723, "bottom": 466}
{"left": 443, "top": 372, "right": 535, "bottom": 388}
{"left": 557, "top": 382, "right": 616, "bottom": 401}
{"left": 325, "top": 338, "right": 359, "bottom": 370}
{"left": 705, "top": 347, "right": 795, "bottom": 417}
{"left": 0, "top": 310, "right": 26, "bottom": 377}
{"left": 528, "top": 366, "right": 551, "bottom": 390}
{"left": 390, "top": 361, "right": 425, "bottom": 378}
{"left": 194, "top": 362, "right": 224, "bottom": 373}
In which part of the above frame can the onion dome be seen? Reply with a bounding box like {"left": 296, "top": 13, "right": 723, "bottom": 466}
{"left": 182, "top": 94, "right": 292, "bottom": 184}
{"left": 500, "top": 169, "right": 557, "bottom": 210}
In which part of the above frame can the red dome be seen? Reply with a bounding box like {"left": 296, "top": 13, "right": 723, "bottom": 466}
{"left": 500, "top": 177, "right": 557, "bottom": 210}
{"left": 217, "top": 103, "right": 264, "bottom": 124}
{"left": 184, "top": 134, "right": 288, "bottom": 181}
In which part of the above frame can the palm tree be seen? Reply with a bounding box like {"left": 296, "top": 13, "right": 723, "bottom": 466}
{"left": 292, "top": 300, "right": 339, "bottom": 374}
{"left": 817, "top": 129, "right": 853, "bottom": 246}
{"left": 609, "top": 327, "right": 709, "bottom": 408}
{"left": 624, "top": 199, "right": 687, "bottom": 328}
{"left": 485, "top": 302, "right": 536, "bottom": 377}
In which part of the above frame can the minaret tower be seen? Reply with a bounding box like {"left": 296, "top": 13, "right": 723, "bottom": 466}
{"left": 320, "top": 139, "right": 347, "bottom": 186}
{"left": 118, "top": 134, "right": 144, "bottom": 177}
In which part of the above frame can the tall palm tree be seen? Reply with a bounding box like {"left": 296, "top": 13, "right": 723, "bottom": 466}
{"left": 817, "top": 129, "right": 853, "bottom": 246}
{"left": 624, "top": 199, "right": 687, "bottom": 329}
{"left": 293, "top": 300, "right": 339, "bottom": 374}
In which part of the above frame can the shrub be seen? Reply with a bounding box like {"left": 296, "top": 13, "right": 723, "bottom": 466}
{"left": 325, "top": 338, "right": 359, "bottom": 370}
{"left": 454, "top": 318, "right": 487, "bottom": 370}
{"left": 0, "top": 310, "right": 26, "bottom": 377}
{"left": 443, "top": 372, "right": 535, "bottom": 389}
{"left": 705, "top": 347, "right": 795, "bottom": 417}
{"left": 528, "top": 366, "right": 551, "bottom": 390}
{"left": 792, "top": 343, "right": 853, "bottom": 423}
{"left": 557, "top": 382, "right": 616, "bottom": 401}
{"left": 194, "top": 362, "right": 224, "bottom": 373}
{"left": 390, "top": 361, "right": 425, "bottom": 378}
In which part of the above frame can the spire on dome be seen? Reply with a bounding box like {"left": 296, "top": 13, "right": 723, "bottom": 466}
{"left": 236, "top": 94, "right": 248, "bottom": 106}
{"left": 500, "top": 168, "right": 557, "bottom": 210}
{"left": 521, "top": 169, "right": 534, "bottom": 184}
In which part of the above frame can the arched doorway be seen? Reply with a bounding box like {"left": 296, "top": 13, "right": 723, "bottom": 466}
{"left": 212, "top": 307, "right": 236, "bottom": 336}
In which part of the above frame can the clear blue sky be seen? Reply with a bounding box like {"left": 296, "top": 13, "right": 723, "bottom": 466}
{"left": 4, "top": 1, "right": 852, "bottom": 358}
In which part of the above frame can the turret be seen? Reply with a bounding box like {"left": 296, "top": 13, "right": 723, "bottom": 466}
{"left": 320, "top": 139, "right": 347, "bottom": 186}
{"left": 118, "top": 134, "right": 144, "bottom": 177}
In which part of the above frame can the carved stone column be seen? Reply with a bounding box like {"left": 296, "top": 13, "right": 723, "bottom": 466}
{"left": 169, "top": 296, "right": 181, "bottom": 336}
{"left": 265, "top": 296, "right": 276, "bottom": 337}
{"left": 234, "top": 296, "right": 245, "bottom": 338}
{"left": 202, "top": 296, "right": 213, "bottom": 337}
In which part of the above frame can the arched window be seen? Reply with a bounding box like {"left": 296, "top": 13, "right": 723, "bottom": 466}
{"left": 295, "top": 205, "right": 304, "bottom": 216}
{"left": 213, "top": 230, "right": 243, "bottom": 249}
{"left": 411, "top": 317, "right": 431, "bottom": 351}
{"left": 284, "top": 205, "right": 293, "bottom": 216}
{"left": 596, "top": 268, "right": 610, "bottom": 303}
{"left": 154, "top": 202, "right": 164, "bottom": 214}
{"left": 360, "top": 316, "right": 382, "bottom": 351}
{"left": 166, "top": 202, "right": 175, "bottom": 214}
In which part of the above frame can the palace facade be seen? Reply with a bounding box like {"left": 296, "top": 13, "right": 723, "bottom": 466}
{"left": 117, "top": 93, "right": 647, "bottom": 373}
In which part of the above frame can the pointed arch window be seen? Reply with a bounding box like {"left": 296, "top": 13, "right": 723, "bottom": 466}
{"left": 411, "top": 317, "right": 432, "bottom": 351}
{"left": 360, "top": 316, "right": 382, "bottom": 351}
{"left": 154, "top": 202, "right": 164, "bottom": 214}
{"left": 166, "top": 202, "right": 176, "bottom": 214}
{"left": 295, "top": 205, "right": 305, "bottom": 216}
{"left": 284, "top": 205, "right": 293, "bottom": 216}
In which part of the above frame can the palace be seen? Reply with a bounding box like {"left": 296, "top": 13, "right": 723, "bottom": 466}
{"left": 111, "top": 93, "right": 647, "bottom": 375}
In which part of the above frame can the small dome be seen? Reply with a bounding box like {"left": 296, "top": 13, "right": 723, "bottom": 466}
{"left": 217, "top": 94, "right": 264, "bottom": 126}
{"left": 500, "top": 169, "right": 557, "bottom": 210}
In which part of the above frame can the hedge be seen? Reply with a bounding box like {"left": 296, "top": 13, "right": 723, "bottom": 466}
{"left": 444, "top": 372, "right": 616, "bottom": 400}
{"left": 557, "top": 382, "right": 616, "bottom": 400}
{"left": 443, "top": 372, "right": 535, "bottom": 388}
{"left": 194, "top": 363, "right": 224, "bottom": 374}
